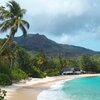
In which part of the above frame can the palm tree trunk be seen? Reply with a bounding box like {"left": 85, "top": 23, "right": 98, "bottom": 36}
{"left": 8, "top": 55, "right": 12, "bottom": 69}
{"left": 10, "top": 58, "right": 13, "bottom": 69}
{"left": 0, "top": 37, "right": 10, "bottom": 54}
{"left": 0, "top": 32, "right": 13, "bottom": 55}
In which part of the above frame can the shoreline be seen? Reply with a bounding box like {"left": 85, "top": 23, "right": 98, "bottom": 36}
{"left": 2, "top": 74, "right": 100, "bottom": 100}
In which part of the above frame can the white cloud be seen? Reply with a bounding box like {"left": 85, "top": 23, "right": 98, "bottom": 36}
{"left": 0, "top": 0, "right": 89, "bottom": 16}
{"left": 18, "top": 0, "right": 90, "bottom": 16}
{"left": 1, "top": 0, "right": 100, "bottom": 50}
{"left": 56, "top": 26, "right": 100, "bottom": 45}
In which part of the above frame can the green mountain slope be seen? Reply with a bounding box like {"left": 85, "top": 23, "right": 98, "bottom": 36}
{"left": 14, "top": 33, "right": 99, "bottom": 57}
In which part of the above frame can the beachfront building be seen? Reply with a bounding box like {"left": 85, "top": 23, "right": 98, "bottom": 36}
{"left": 61, "top": 68, "right": 82, "bottom": 75}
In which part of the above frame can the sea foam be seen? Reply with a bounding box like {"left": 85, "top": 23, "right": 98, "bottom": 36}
{"left": 37, "top": 78, "right": 74, "bottom": 100}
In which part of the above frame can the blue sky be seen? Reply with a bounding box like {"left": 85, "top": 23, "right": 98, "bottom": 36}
{"left": 0, "top": 0, "right": 100, "bottom": 51}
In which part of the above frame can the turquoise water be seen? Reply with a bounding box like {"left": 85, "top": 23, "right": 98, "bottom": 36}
{"left": 38, "top": 76, "right": 100, "bottom": 100}
{"left": 62, "top": 76, "right": 100, "bottom": 100}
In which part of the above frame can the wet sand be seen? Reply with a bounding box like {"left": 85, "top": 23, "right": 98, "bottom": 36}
{"left": 5, "top": 74, "right": 100, "bottom": 100}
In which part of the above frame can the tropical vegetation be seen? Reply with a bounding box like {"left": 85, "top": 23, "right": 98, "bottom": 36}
{"left": 0, "top": 0, "right": 100, "bottom": 87}
{"left": 0, "top": 0, "right": 29, "bottom": 54}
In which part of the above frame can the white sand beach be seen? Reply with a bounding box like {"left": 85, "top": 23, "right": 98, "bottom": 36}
{"left": 1, "top": 74, "right": 100, "bottom": 100}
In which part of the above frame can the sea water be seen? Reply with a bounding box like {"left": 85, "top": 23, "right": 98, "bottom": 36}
{"left": 38, "top": 76, "right": 100, "bottom": 100}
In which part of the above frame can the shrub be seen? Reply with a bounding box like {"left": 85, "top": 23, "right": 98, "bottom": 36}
{"left": 0, "top": 73, "right": 12, "bottom": 86}
{"left": 29, "top": 66, "right": 46, "bottom": 78}
{"left": 0, "top": 66, "right": 11, "bottom": 79}
{"left": 45, "top": 69, "right": 59, "bottom": 76}
{"left": 11, "top": 67, "right": 28, "bottom": 81}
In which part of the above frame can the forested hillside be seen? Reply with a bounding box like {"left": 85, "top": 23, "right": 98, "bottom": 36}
{"left": 14, "top": 33, "right": 99, "bottom": 57}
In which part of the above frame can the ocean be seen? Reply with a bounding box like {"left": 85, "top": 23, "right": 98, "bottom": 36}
{"left": 38, "top": 76, "right": 100, "bottom": 100}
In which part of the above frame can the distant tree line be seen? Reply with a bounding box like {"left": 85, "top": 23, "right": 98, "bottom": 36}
{"left": 0, "top": 38, "right": 100, "bottom": 86}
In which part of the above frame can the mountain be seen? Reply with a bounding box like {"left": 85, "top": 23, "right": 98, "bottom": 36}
{"left": 14, "top": 33, "right": 99, "bottom": 57}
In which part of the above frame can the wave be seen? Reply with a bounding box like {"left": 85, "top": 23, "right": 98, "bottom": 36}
{"left": 38, "top": 76, "right": 100, "bottom": 100}
{"left": 37, "top": 78, "right": 74, "bottom": 100}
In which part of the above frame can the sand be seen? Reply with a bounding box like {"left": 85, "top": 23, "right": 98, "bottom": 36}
{"left": 2, "top": 74, "right": 100, "bottom": 100}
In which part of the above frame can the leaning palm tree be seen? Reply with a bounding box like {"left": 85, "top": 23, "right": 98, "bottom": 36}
{"left": 0, "top": 0, "right": 29, "bottom": 53}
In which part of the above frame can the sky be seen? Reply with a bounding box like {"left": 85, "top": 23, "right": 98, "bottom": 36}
{"left": 0, "top": 0, "right": 100, "bottom": 51}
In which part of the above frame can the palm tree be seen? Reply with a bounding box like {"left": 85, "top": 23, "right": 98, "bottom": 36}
{"left": 1, "top": 39, "right": 16, "bottom": 68}
{"left": 0, "top": 1, "right": 30, "bottom": 53}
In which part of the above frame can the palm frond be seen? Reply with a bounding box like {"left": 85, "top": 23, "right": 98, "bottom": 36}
{"left": 20, "top": 9, "right": 26, "bottom": 18}
{"left": 0, "top": 19, "right": 13, "bottom": 32}
{"left": 19, "top": 23, "right": 27, "bottom": 36}
{"left": 7, "top": 1, "right": 24, "bottom": 18}
{"left": 22, "top": 20, "right": 30, "bottom": 29}
{"left": 6, "top": 3, "right": 14, "bottom": 18}
{"left": 0, "top": 6, "right": 10, "bottom": 20}
{"left": 0, "top": 1, "right": 29, "bottom": 37}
